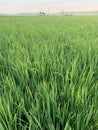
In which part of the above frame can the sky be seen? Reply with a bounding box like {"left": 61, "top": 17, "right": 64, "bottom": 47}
{"left": 0, "top": 0, "right": 98, "bottom": 14}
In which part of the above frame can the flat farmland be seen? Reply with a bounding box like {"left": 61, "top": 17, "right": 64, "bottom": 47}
{"left": 0, "top": 16, "right": 98, "bottom": 130}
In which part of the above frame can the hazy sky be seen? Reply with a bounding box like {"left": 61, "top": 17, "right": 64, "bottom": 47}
{"left": 0, "top": 0, "right": 98, "bottom": 14}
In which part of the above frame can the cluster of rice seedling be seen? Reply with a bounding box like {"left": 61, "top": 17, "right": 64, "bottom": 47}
{"left": 0, "top": 16, "right": 98, "bottom": 130}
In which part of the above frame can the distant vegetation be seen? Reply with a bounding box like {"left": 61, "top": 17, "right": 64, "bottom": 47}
{"left": 39, "top": 11, "right": 45, "bottom": 16}
{"left": 0, "top": 16, "right": 98, "bottom": 130}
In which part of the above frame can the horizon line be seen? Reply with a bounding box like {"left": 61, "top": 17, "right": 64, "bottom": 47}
{"left": 0, "top": 9, "right": 98, "bottom": 15}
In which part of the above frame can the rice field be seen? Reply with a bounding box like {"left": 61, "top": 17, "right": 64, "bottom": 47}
{"left": 0, "top": 16, "right": 98, "bottom": 130}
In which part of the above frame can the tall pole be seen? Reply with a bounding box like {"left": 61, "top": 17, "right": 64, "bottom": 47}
{"left": 48, "top": 8, "right": 49, "bottom": 15}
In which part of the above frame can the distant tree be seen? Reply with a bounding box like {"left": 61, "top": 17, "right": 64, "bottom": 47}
{"left": 39, "top": 11, "right": 45, "bottom": 16}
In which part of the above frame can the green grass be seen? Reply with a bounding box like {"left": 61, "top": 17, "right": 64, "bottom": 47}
{"left": 0, "top": 16, "right": 98, "bottom": 130}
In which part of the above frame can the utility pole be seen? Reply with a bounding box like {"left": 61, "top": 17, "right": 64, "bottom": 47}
{"left": 48, "top": 8, "right": 49, "bottom": 15}
{"left": 61, "top": 10, "right": 64, "bottom": 15}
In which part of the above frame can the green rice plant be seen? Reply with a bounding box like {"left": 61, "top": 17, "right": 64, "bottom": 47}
{"left": 0, "top": 16, "right": 98, "bottom": 130}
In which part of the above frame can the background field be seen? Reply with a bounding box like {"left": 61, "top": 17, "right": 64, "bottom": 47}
{"left": 0, "top": 16, "right": 98, "bottom": 130}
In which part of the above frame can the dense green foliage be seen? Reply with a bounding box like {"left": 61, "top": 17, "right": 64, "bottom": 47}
{"left": 0, "top": 16, "right": 98, "bottom": 130}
